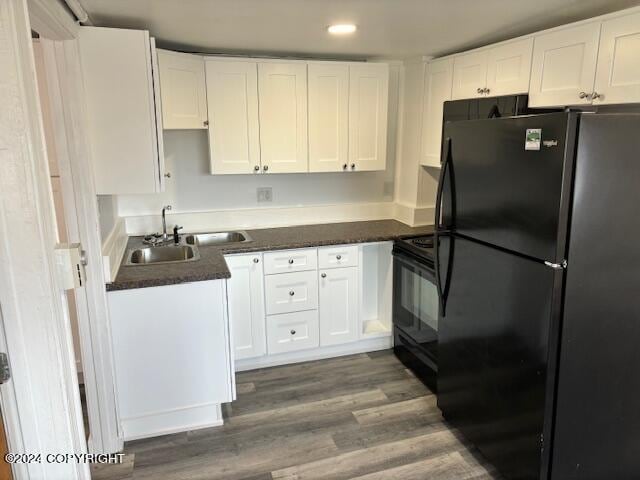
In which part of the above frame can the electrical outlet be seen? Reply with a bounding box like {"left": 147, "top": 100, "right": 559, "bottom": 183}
{"left": 257, "top": 187, "right": 273, "bottom": 203}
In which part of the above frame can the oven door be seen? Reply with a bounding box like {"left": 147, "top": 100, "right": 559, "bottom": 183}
{"left": 392, "top": 248, "right": 439, "bottom": 364}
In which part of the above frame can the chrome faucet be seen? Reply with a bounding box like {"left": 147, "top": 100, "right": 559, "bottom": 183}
{"left": 161, "top": 205, "right": 172, "bottom": 241}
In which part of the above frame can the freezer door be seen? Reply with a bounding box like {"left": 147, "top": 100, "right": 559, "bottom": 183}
{"left": 437, "top": 235, "right": 559, "bottom": 480}
{"left": 551, "top": 114, "right": 640, "bottom": 479}
{"left": 441, "top": 113, "right": 577, "bottom": 262}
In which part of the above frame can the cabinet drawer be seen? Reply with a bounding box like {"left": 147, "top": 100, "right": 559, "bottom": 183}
{"left": 267, "top": 310, "right": 319, "bottom": 354}
{"left": 264, "top": 270, "right": 319, "bottom": 315}
{"left": 318, "top": 245, "right": 358, "bottom": 269}
{"left": 263, "top": 248, "right": 318, "bottom": 275}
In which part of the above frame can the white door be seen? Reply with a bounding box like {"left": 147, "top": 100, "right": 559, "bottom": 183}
{"left": 452, "top": 50, "right": 488, "bottom": 100}
{"left": 319, "top": 267, "right": 358, "bottom": 346}
{"left": 485, "top": 38, "right": 534, "bottom": 96}
{"left": 420, "top": 58, "right": 453, "bottom": 167}
{"left": 308, "top": 62, "right": 349, "bottom": 172}
{"left": 529, "top": 22, "right": 601, "bottom": 107}
{"left": 205, "top": 60, "right": 261, "bottom": 174}
{"left": 258, "top": 62, "right": 308, "bottom": 173}
{"left": 348, "top": 63, "right": 389, "bottom": 172}
{"left": 593, "top": 12, "right": 640, "bottom": 105}
{"left": 225, "top": 254, "right": 266, "bottom": 360}
{"left": 157, "top": 50, "right": 208, "bottom": 129}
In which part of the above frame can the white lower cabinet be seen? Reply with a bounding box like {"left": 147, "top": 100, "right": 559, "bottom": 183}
{"left": 319, "top": 266, "right": 359, "bottom": 347}
{"left": 267, "top": 310, "right": 320, "bottom": 354}
{"left": 226, "top": 253, "right": 266, "bottom": 360}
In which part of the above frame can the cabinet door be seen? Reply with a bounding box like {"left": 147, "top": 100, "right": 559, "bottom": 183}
{"left": 420, "top": 58, "right": 453, "bottom": 167}
{"left": 258, "top": 62, "right": 308, "bottom": 173}
{"left": 594, "top": 12, "right": 640, "bottom": 105}
{"left": 308, "top": 63, "right": 349, "bottom": 172}
{"left": 348, "top": 63, "right": 389, "bottom": 172}
{"left": 206, "top": 60, "right": 261, "bottom": 174}
{"left": 452, "top": 50, "right": 488, "bottom": 100}
{"left": 226, "top": 254, "right": 266, "bottom": 360}
{"left": 78, "top": 27, "right": 162, "bottom": 194}
{"left": 529, "top": 23, "right": 601, "bottom": 107}
{"left": 486, "top": 38, "right": 533, "bottom": 96}
{"left": 158, "top": 50, "right": 208, "bottom": 129}
{"left": 319, "top": 267, "right": 358, "bottom": 346}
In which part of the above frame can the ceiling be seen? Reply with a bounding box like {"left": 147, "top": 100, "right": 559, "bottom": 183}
{"left": 80, "top": 0, "right": 640, "bottom": 59}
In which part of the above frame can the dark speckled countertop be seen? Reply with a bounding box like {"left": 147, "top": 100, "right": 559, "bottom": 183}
{"left": 106, "top": 220, "right": 434, "bottom": 291}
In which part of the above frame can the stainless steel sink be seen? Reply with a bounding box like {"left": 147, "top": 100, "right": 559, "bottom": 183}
{"left": 185, "top": 231, "right": 252, "bottom": 247}
{"left": 125, "top": 245, "right": 200, "bottom": 266}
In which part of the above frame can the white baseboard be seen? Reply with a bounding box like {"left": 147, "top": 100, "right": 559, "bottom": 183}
{"left": 235, "top": 336, "right": 393, "bottom": 372}
{"left": 120, "top": 402, "right": 223, "bottom": 441}
{"left": 101, "top": 217, "right": 128, "bottom": 283}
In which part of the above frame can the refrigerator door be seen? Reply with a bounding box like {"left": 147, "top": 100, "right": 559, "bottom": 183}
{"left": 437, "top": 234, "right": 560, "bottom": 480}
{"left": 441, "top": 113, "right": 577, "bottom": 262}
{"left": 551, "top": 114, "right": 640, "bottom": 479}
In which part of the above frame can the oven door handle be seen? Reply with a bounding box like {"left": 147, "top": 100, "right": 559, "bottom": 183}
{"left": 434, "top": 137, "right": 451, "bottom": 314}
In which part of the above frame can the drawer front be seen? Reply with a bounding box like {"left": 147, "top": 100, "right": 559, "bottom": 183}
{"left": 318, "top": 245, "right": 359, "bottom": 269}
{"left": 263, "top": 248, "right": 318, "bottom": 275}
{"left": 267, "top": 310, "right": 319, "bottom": 354}
{"left": 265, "top": 270, "right": 319, "bottom": 315}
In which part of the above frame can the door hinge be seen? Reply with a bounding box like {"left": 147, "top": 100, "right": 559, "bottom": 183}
{"left": 0, "top": 353, "right": 11, "bottom": 384}
{"left": 54, "top": 243, "right": 87, "bottom": 290}
{"left": 544, "top": 259, "right": 567, "bottom": 270}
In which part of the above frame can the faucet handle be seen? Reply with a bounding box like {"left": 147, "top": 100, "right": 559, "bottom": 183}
{"left": 173, "top": 225, "right": 183, "bottom": 244}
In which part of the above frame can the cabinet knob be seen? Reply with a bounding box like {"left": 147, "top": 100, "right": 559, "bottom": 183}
{"left": 164, "top": 172, "right": 171, "bottom": 178}
{"left": 592, "top": 91, "right": 601, "bottom": 100}
{"left": 290, "top": 329, "right": 296, "bottom": 335}
{"left": 289, "top": 290, "right": 295, "bottom": 296}
{"left": 321, "top": 273, "right": 327, "bottom": 278}
{"left": 579, "top": 91, "right": 589, "bottom": 99}
{"left": 254, "top": 165, "right": 260, "bottom": 171}
{"left": 263, "top": 165, "right": 269, "bottom": 172}
{"left": 343, "top": 164, "right": 348, "bottom": 170}
{"left": 477, "top": 87, "right": 483, "bottom": 94}
{"left": 336, "top": 255, "right": 342, "bottom": 260}
{"left": 288, "top": 259, "right": 294, "bottom": 264}
{"left": 203, "top": 120, "right": 209, "bottom": 127}
{"left": 484, "top": 88, "right": 490, "bottom": 94}
{"left": 253, "top": 258, "right": 259, "bottom": 263}
{"left": 351, "top": 163, "right": 356, "bottom": 170}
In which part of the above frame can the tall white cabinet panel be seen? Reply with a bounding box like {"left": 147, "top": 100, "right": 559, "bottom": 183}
{"left": 486, "top": 38, "right": 534, "bottom": 96}
{"left": 594, "top": 12, "right": 640, "bottom": 105}
{"left": 319, "top": 267, "right": 358, "bottom": 347}
{"left": 226, "top": 254, "right": 266, "bottom": 360}
{"left": 206, "top": 60, "right": 261, "bottom": 174}
{"left": 452, "top": 50, "right": 488, "bottom": 99}
{"left": 420, "top": 58, "right": 453, "bottom": 167}
{"left": 78, "top": 26, "right": 164, "bottom": 194}
{"left": 258, "top": 62, "right": 308, "bottom": 173}
{"left": 308, "top": 63, "right": 349, "bottom": 172}
{"left": 528, "top": 23, "right": 601, "bottom": 107}
{"left": 348, "top": 63, "right": 389, "bottom": 172}
{"left": 157, "top": 50, "right": 208, "bottom": 129}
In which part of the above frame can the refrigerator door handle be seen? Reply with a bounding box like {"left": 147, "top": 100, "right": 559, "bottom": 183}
{"left": 434, "top": 137, "right": 452, "bottom": 314}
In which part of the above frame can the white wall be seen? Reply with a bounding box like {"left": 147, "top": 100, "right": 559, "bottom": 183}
{"left": 116, "top": 64, "right": 401, "bottom": 219}
{"left": 97, "top": 195, "right": 118, "bottom": 241}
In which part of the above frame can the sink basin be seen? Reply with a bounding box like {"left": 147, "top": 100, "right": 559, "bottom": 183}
{"left": 125, "top": 245, "right": 200, "bottom": 266}
{"left": 185, "top": 231, "right": 252, "bottom": 247}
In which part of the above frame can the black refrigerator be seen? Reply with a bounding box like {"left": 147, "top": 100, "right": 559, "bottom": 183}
{"left": 435, "top": 112, "right": 640, "bottom": 480}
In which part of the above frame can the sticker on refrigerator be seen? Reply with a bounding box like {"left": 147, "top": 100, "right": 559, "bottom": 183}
{"left": 525, "top": 129, "right": 542, "bottom": 151}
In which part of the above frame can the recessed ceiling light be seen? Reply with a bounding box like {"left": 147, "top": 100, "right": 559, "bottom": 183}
{"left": 327, "top": 24, "right": 357, "bottom": 35}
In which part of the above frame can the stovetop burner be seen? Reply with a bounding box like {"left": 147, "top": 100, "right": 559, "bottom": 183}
{"left": 411, "top": 236, "right": 435, "bottom": 248}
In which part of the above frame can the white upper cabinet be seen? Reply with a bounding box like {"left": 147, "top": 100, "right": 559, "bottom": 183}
{"left": 78, "top": 26, "right": 164, "bottom": 194}
{"left": 593, "top": 12, "right": 640, "bottom": 105}
{"left": 308, "top": 62, "right": 349, "bottom": 173}
{"left": 452, "top": 50, "right": 488, "bottom": 100}
{"left": 348, "top": 63, "right": 389, "bottom": 172}
{"left": 529, "top": 22, "right": 601, "bottom": 107}
{"left": 420, "top": 58, "right": 453, "bottom": 167}
{"left": 258, "top": 62, "right": 309, "bottom": 174}
{"left": 206, "top": 59, "right": 261, "bottom": 175}
{"left": 157, "top": 50, "right": 208, "bottom": 129}
{"left": 226, "top": 254, "right": 266, "bottom": 360}
{"left": 485, "top": 38, "right": 534, "bottom": 96}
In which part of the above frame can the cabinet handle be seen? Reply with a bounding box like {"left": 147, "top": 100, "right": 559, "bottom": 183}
{"left": 579, "top": 91, "right": 589, "bottom": 99}
{"left": 288, "top": 259, "right": 294, "bottom": 264}
{"left": 342, "top": 164, "right": 348, "bottom": 171}
{"left": 254, "top": 165, "right": 260, "bottom": 172}
{"left": 164, "top": 172, "right": 171, "bottom": 178}
{"left": 592, "top": 91, "right": 601, "bottom": 100}
{"left": 484, "top": 88, "right": 490, "bottom": 95}
{"left": 289, "top": 290, "right": 295, "bottom": 296}
{"left": 351, "top": 163, "right": 356, "bottom": 170}
{"left": 263, "top": 165, "right": 269, "bottom": 172}
{"left": 253, "top": 258, "right": 259, "bottom": 263}
{"left": 477, "top": 87, "right": 483, "bottom": 94}
{"left": 290, "top": 329, "right": 296, "bottom": 335}
{"left": 321, "top": 273, "right": 327, "bottom": 278}
{"left": 336, "top": 255, "right": 342, "bottom": 260}
{"left": 203, "top": 120, "right": 209, "bottom": 127}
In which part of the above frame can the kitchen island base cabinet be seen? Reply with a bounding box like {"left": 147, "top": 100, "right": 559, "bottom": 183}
{"left": 108, "top": 280, "right": 235, "bottom": 441}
